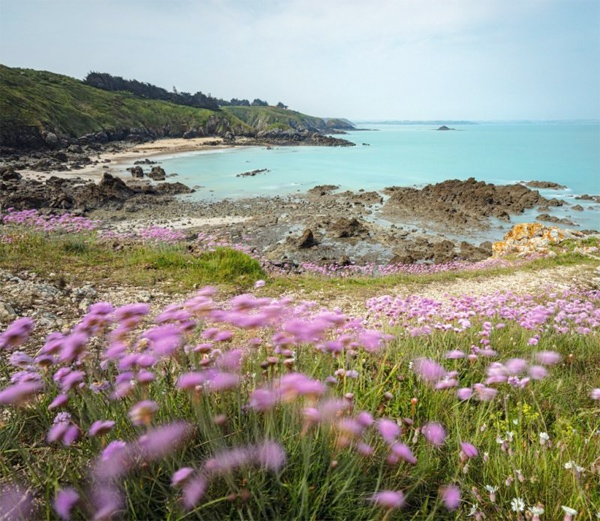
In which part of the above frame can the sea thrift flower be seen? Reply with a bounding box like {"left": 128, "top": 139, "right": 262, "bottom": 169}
{"left": 182, "top": 476, "right": 208, "bottom": 510}
{"left": 95, "top": 441, "right": 131, "bottom": 480}
{"left": 48, "top": 394, "right": 69, "bottom": 410}
{"left": 460, "top": 442, "right": 478, "bottom": 461}
{"left": 0, "top": 317, "right": 35, "bottom": 350}
{"left": 422, "top": 422, "right": 446, "bottom": 446}
{"left": 0, "top": 381, "right": 43, "bottom": 406}
{"left": 91, "top": 485, "right": 123, "bottom": 521}
{"left": 369, "top": 490, "right": 405, "bottom": 509}
{"left": 440, "top": 485, "right": 461, "bottom": 510}
{"left": 0, "top": 483, "right": 35, "bottom": 520}
{"left": 89, "top": 420, "right": 116, "bottom": 437}
{"left": 591, "top": 388, "right": 600, "bottom": 400}
{"left": 536, "top": 350, "right": 562, "bottom": 365}
{"left": 129, "top": 400, "right": 158, "bottom": 426}
{"left": 413, "top": 357, "right": 446, "bottom": 383}
{"left": 171, "top": 467, "right": 195, "bottom": 487}
{"left": 377, "top": 419, "right": 400, "bottom": 444}
{"left": 390, "top": 443, "right": 417, "bottom": 465}
{"left": 457, "top": 387, "right": 473, "bottom": 400}
{"left": 54, "top": 488, "right": 79, "bottom": 520}
{"left": 254, "top": 440, "right": 287, "bottom": 471}
{"left": 138, "top": 422, "right": 192, "bottom": 461}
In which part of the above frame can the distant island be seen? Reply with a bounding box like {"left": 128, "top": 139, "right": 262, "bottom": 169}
{"left": 0, "top": 65, "right": 355, "bottom": 150}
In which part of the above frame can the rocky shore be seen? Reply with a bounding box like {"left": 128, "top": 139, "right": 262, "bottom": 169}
{"left": 2, "top": 140, "right": 599, "bottom": 268}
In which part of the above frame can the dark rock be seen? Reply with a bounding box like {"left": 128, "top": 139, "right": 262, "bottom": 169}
{"left": 329, "top": 217, "right": 369, "bottom": 238}
{"left": 296, "top": 229, "right": 318, "bottom": 249}
{"left": 0, "top": 166, "right": 22, "bottom": 181}
{"left": 237, "top": 168, "right": 269, "bottom": 178}
{"left": 129, "top": 166, "right": 144, "bottom": 178}
{"left": 148, "top": 166, "right": 166, "bottom": 181}
{"left": 133, "top": 159, "right": 156, "bottom": 165}
{"left": 536, "top": 213, "right": 576, "bottom": 226}
{"left": 572, "top": 204, "right": 584, "bottom": 211}
{"left": 524, "top": 180, "right": 566, "bottom": 190}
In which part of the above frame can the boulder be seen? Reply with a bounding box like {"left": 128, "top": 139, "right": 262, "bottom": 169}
{"left": 130, "top": 166, "right": 144, "bottom": 178}
{"left": 492, "top": 223, "right": 583, "bottom": 257}
{"left": 148, "top": 166, "right": 166, "bottom": 181}
{"left": 296, "top": 229, "right": 318, "bottom": 249}
{"left": 329, "top": 217, "right": 369, "bottom": 238}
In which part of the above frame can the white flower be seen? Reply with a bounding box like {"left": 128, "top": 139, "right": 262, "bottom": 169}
{"left": 529, "top": 506, "right": 545, "bottom": 515}
{"left": 539, "top": 431, "right": 550, "bottom": 444}
{"left": 511, "top": 497, "right": 525, "bottom": 512}
{"left": 484, "top": 485, "right": 498, "bottom": 493}
{"left": 506, "top": 431, "right": 515, "bottom": 441}
{"left": 467, "top": 504, "right": 479, "bottom": 516}
{"left": 562, "top": 505, "right": 577, "bottom": 515}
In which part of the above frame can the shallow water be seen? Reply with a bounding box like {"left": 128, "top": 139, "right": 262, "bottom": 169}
{"left": 126, "top": 122, "right": 600, "bottom": 232}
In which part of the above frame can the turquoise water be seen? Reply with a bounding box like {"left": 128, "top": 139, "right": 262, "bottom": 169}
{"left": 133, "top": 122, "right": 600, "bottom": 230}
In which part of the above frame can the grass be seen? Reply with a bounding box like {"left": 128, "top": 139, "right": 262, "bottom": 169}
{"left": 0, "top": 231, "right": 265, "bottom": 291}
{"left": 0, "top": 217, "right": 599, "bottom": 519}
{"left": 0, "top": 65, "right": 348, "bottom": 145}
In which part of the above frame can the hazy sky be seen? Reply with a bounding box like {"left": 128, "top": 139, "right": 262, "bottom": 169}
{"left": 1, "top": 0, "right": 599, "bottom": 121}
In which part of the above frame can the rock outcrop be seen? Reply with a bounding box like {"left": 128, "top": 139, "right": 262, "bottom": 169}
{"left": 492, "top": 223, "right": 583, "bottom": 257}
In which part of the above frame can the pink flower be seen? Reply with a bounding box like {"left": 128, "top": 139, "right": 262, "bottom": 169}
{"left": 456, "top": 387, "right": 473, "bottom": 400}
{"left": 138, "top": 422, "right": 192, "bottom": 461}
{"left": 440, "top": 484, "right": 461, "bottom": 510}
{"left": 422, "top": 422, "right": 446, "bottom": 446}
{"left": 0, "top": 381, "right": 43, "bottom": 406}
{"left": 390, "top": 443, "right": 417, "bottom": 465}
{"left": 54, "top": 488, "right": 79, "bottom": 520}
{"left": 89, "top": 420, "right": 116, "bottom": 437}
{"left": 377, "top": 419, "right": 400, "bottom": 444}
{"left": 413, "top": 357, "right": 446, "bottom": 383}
{"left": 171, "top": 467, "right": 195, "bottom": 487}
{"left": 0, "top": 317, "right": 35, "bottom": 350}
{"left": 369, "top": 490, "right": 405, "bottom": 509}
{"left": 182, "top": 476, "right": 208, "bottom": 510}
{"left": 129, "top": 400, "right": 158, "bottom": 426}
{"left": 535, "top": 350, "right": 562, "bottom": 365}
{"left": 460, "top": 442, "right": 478, "bottom": 459}
{"left": 591, "top": 388, "right": 600, "bottom": 400}
{"left": 254, "top": 440, "right": 286, "bottom": 471}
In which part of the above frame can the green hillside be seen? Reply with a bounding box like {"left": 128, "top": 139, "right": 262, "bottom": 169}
{"left": 0, "top": 65, "right": 353, "bottom": 148}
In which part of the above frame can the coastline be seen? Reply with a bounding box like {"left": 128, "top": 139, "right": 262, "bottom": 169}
{"left": 18, "top": 137, "right": 238, "bottom": 182}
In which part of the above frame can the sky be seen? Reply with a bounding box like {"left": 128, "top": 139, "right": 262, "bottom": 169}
{"left": 1, "top": 0, "right": 599, "bottom": 121}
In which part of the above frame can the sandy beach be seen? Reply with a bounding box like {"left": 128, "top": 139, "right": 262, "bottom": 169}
{"left": 19, "top": 137, "right": 238, "bottom": 182}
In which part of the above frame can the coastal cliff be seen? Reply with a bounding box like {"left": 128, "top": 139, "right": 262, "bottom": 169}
{"left": 0, "top": 65, "right": 354, "bottom": 150}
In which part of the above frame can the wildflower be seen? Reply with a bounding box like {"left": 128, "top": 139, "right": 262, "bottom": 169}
{"left": 457, "top": 387, "right": 473, "bottom": 400}
{"left": 377, "top": 419, "right": 400, "bottom": 444}
{"left": 47, "top": 419, "right": 79, "bottom": 446}
{"left": 171, "top": 467, "right": 195, "bottom": 487}
{"left": 129, "top": 400, "right": 158, "bottom": 426}
{"left": 460, "top": 442, "right": 478, "bottom": 460}
{"left": 369, "top": 490, "right": 405, "bottom": 509}
{"left": 422, "top": 422, "right": 446, "bottom": 446}
{"left": 254, "top": 279, "right": 266, "bottom": 288}
{"left": 0, "top": 483, "right": 35, "bottom": 520}
{"left": 0, "top": 317, "right": 35, "bottom": 350}
{"left": 54, "top": 488, "right": 79, "bottom": 520}
{"left": 95, "top": 441, "right": 131, "bottom": 480}
{"left": 484, "top": 485, "right": 497, "bottom": 503}
{"left": 249, "top": 388, "right": 278, "bottom": 411}
{"left": 511, "top": 497, "right": 525, "bottom": 512}
{"left": 91, "top": 485, "right": 123, "bottom": 521}
{"left": 254, "top": 440, "right": 286, "bottom": 471}
{"left": 440, "top": 485, "right": 461, "bottom": 510}
{"left": 48, "top": 394, "right": 69, "bottom": 410}
{"left": 182, "top": 476, "right": 208, "bottom": 510}
{"left": 535, "top": 350, "right": 562, "bottom": 365}
{"left": 591, "top": 388, "right": 600, "bottom": 400}
{"left": 539, "top": 431, "right": 550, "bottom": 445}
{"left": 562, "top": 506, "right": 577, "bottom": 520}
{"left": 390, "top": 443, "right": 417, "bottom": 465}
{"left": 0, "top": 380, "right": 43, "bottom": 406}
{"left": 413, "top": 357, "right": 446, "bottom": 383}
{"left": 138, "top": 422, "right": 192, "bottom": 461}
{"left": 89, "top": 420, "right": 116, "bottom": 437}
{"left": 528, "top": 505, "right": 545, "bottom": 521}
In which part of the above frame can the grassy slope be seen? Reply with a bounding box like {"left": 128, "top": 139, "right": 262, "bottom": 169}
{"left": 0, "top": 65, "right": 351, "bottom": 142}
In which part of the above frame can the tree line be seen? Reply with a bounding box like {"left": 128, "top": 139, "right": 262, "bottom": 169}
{"left": 84, "top": 72, "right": 287, "bottom": 110}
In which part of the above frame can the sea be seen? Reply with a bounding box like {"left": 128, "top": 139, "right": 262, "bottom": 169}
{"left": 135, "top": 121, "right": 600, "bottom": 235}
